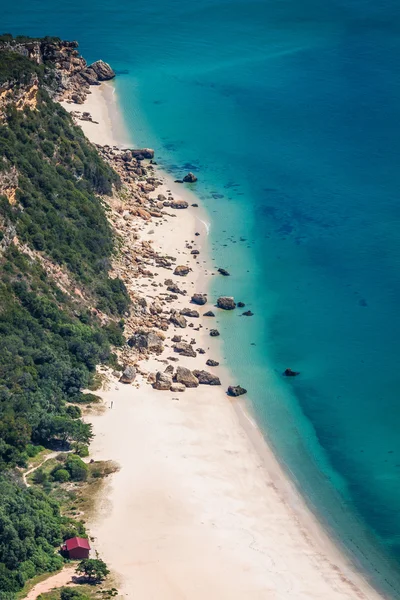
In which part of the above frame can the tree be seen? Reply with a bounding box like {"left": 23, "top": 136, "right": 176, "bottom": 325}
{"left": 76, "top": 558, "right": 109, "bottom": 583}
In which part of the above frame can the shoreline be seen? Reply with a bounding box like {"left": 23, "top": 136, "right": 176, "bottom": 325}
{"left": 62, "top": 83, "right": 384, "bottom": 599}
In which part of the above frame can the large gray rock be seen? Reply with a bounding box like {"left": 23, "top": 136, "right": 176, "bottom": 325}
{"left": 191, "top": 293, "right": 207, "bottom": 305}
{"left": 227, "top": 385, "right": 247, "bottom": 397}
{"left": 183, "top": 172, "right": 198, "bottom": 183}
{"left": 206, "top": 359, "right": 219, "bottom": 367}
{"left": 180, "top": 308, "right": 200, "bottom": 318}
{"left": 119, "top": 366, "right": 137, "bottom": 384}
{"left": 173, "top": 342, "right": 197, "bottom": 358}
{"left": 170, "top": 311, "right": 187, "bottom": 328}
{"left": 174, "top": 367, "right": 199, "bottom": 388}
{"left": 87, "top": 59, "right": 115, "bottom": 81}
{"left": 152, "top": 371, "right": 172, "bottom": 391}
{"left": 174, "top": 265, "right": 190, "bottom": 276}
{"left": 217, "top": 296, "right": 236, "bottom": 310}
{"left": 128, "top": 330, "right": 164, "bottom": 354}
{"left": 170, "top": 199, "right": 189, "bottom": 209}
{"left": 193, "top": 370, "right": 221, "bottom": 385}
{"left": 170, "top": 382, "right": 186, "bottom": 392}
{"left": 131, "top": 148, "right": 155, "bottom": 159}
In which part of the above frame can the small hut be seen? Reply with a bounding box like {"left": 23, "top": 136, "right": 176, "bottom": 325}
{"left": 62, "top": 537, "right": 90, "bottom": 559}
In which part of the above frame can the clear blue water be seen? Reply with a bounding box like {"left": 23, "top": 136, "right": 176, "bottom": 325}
{"left": 5, "top": 0, "right": 400, "bottom": 595}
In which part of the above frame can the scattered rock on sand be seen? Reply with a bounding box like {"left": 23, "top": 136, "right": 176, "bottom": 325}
{"left": 203, "top": 310, "right": 215, "bottom": 317}
{"left": 180, "top": 308, "right": 200, "bottom": 318}
{"left": 193, "top": 370, "right": 221, "bottom": 385}
{"left": 190, "top": 249, "right": 200, "bottom": 255}
{"left": 174, "top": 265, "right": 190, "bottom": 276}
{"left": 173, "top": 342, "right": 197, "bottom": 358}
{"left": 152, "top": 371, "right": 173, "bottom": 391}
{"left": 210, "top": 329, "right": 220, "bottom": 337}
{"left": 218, "top": 267, "right": 230, "bottom": 276}
{"left": 170, "top": 199, "right": 189, "bottom": 209}
{"left": 206, "top": 359, "right": 219, "bottom": 367}
{"left": 283, "top": 368, "right": 300, "bottom": 377}
{"left": 170, "top": 383, "right": 186, "bottom": 392}
{"left": 128, "top": 330, "right": 164, "bottom": 354}
{"left": 119, "top": 366, "right": 137, "bottom": 383}
{"left": 167, "top": 284, "right": 186, "bottom": 295}
{"left": 172, "top": 335, "right": 182, "bottom": 342}
{"left": 183, "top": 172, "right": 198, "bottom": 183}
{"left": 170, "top": 311, "right": 187, "bottom": 328}
{"left": 217, "top": 296, "right": 236, "bottom": 310}
{"left": 191, "top": 293, "right": 207, "bottom": 305}
{"left": 227, "top": 385, "right": 247, "bottom": 397}
{"left": 174, "top": 366, "right": 199, "bottom": 388}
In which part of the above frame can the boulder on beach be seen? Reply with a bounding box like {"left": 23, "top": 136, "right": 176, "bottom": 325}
{"left": 167, "top": 284, "right": 186, "bottom": 295}
{"left": 191, "top": 293, "right": 207, "bottom": 305}
{"left": 283, "top": 368, "right": 300, "bottom": 377}
{"left": 174, "top": 265, "right": 190, "bottom": 276}
{"left": 119, "top": 366, "right": 136, "bottom": 384}
{"left": 227, "top": 385, "right": 247, "bottom": 397}
{"left": 174, "top": 366, "right": 199, "bottom": 388}
{"left": 172, "top": 334, "right": 182, "bottom": 342}
{"left": 206, "top": 359, "right": 219, "bottom": 367}
{"left": 170, "top": 382, "right": 186, "bottom": 392}
{"left": 217, "top": 296, "right": 236, "bottom": 310}
{"left": 190, "top": 249, "right": 200, "bottom": 255}
{"left": 203, "top": 310, "right": 215, "bottom": 317}
{"left": 210, "top": 329, "right": 220, "bottom": 337}
{"left": 170, "top": 311, "right": 187, "bottom": 328}
{"left": 128, "top": 330, "right": 164, "bottom": 354}
{"left": 183, "top": 172, "right": 198, "bottom": 183}
{"left": 173, "top": 342, "right": 197, "bottom": 358}
{"left": 170, "top": 199, "right": 189, "bottom": 209}
{"left": 180, "top": 308, "right": 200, "bottom": 318}
{"left": 218, "top": 267, "right": 230, "bottom": 276}
{"left": 131, "top": 148, "right": 155, "bottom": 160}
{"left": 193, "top": 370, "right": 221, "bottom": 385}
{"left": 152, "top": 371, "right": 173, "bottom": 391}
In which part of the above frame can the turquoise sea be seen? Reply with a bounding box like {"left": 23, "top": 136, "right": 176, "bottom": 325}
{"left": 4, "top": 0, "right": 400, "bottom": 595}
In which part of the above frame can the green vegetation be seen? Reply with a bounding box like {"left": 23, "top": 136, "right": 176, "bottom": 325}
{"left": 0, "top": 45, "right": 129, "bottom": 594}
{"left": 76, "top": 560, "right": 109, "bottom": 584}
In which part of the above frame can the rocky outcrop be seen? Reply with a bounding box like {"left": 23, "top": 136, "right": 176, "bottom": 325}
{"left": 119, "top": 366, "right": 137, "bottom": 383}
{"left": 86, "top": 59, "right": 115, "bottom": 81}
{"left": 173, "top": 342, "right": 197, "bottom": 358}
{"left": 227, "top": 385, "right": 247, "bottom": 397}
{"left": 174, "top": 366, "right": 199, "bottom": 388}
{"left": 191, "top": 293, "right": 207, "bottom": 305}
{"left": 174, "top": 265, "right": 190, "bottom": 276}
{"left": 128, "top": 330, "right": 164, "bottom": 354}
{"left": 180, "top": 308, "right": 199, "bottom": 318}
{"left": 183, "top": 172, "right": 198, "bottom": 183}
{"left": 217, "top": 296, "right": 236, "bottom": 310}
{"left": 170, "top": 311, "right": 187, "bottom": 328}
{"left": 193, "top": 370, "right": 221, "bottom": 385}
{"left": 152, "top": 371, "right": 173, "bottom": 390}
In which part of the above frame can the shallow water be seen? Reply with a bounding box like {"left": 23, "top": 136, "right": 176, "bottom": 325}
{"left": 5, "top": 0, "right": 400, "bottom": 595}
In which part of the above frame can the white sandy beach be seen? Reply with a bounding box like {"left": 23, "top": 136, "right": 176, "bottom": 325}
{"left": 62, "top": 84, "right": 382, "bottom": 599}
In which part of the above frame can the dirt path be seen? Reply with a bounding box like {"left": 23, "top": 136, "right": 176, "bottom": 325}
{"left": 24, "top": 567, "right": 77, "bottom": 600}
{"left": 23, "top": 452, "right": 59, "bottom": 487}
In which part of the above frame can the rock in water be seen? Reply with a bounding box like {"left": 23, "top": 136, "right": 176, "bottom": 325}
{"left": 183, "top": 172, "right": 198, "bottom": 183}
{"left": 237, "top": 301, "right": 245, "bottom": 308}
{"left": 152, "top": 371, "right": 173, "bottom": 391}
{"left": 210, "top": 329, "right": 220, "bottom": 337}
{"left": 217, "top": 296, "right": 236, "bottom": 310}
{"left": 174, "top": 265, "right": 190, "bottom": 276}
{"left": 206, "top": 359, "right": 219, "bottom": 367}
{"left": 131, "top": 148, "right": 155, "bottom": 159}
{"left": 283, "top": 368, "right": 300, "bottom": 377}
{"left": 227, "top": 385, "right": 247, "bottom": 397}
{"left": 242, "top": 310, "right": 254, "bottom": 316}
{"left": 174, "top": 366, "right": 199, "bottom": 388}
{"left": 191, "top": 293, "right": 207, "bottom": 305}
{"left": 193, "top": 370, "right": 221, "bottom": 385}
{"left": 87, "top": 60, "right": 115, "bottom": 81}
{"left": 218, "top": 268, "right": 230, "bottom": 276}
{"left": 173, "top": 342, "right": 197, "bottom": 358}
{"left": 119, "top": 366, "right": 136, "bottom": 384}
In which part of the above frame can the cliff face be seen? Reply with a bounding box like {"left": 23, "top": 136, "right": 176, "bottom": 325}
{"left": 0, "top": 36, "right": 115, "bottom": 104}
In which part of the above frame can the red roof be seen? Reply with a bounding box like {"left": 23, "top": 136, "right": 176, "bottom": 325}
{"left": 65, "top": 537, "right": 91, "bottom": 551}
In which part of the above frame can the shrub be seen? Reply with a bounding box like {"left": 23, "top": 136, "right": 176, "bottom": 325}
{"left": 65, "top": 455, "right": 88, "bottom": 481}
{"left": 52, "top": 468, "right": 70, "bottom": 483}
